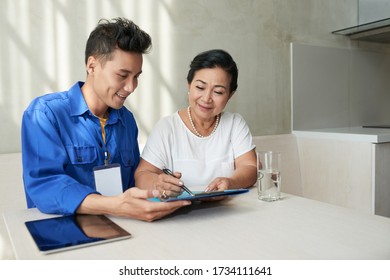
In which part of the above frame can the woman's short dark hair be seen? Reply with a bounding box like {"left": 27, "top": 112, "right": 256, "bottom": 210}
{"left": 186, "top": 49, "right": 238, "bottom": 93}
{"left": 85, "top": 17, "right": 152, "bottom": 64}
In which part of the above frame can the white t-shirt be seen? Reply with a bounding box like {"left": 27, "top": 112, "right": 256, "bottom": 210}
{"left": 141, "top": 111, "right": 255, "bottom": 190}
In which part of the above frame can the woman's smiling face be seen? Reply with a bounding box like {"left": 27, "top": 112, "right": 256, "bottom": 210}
{"left": 188, "top": 67, "right": 233, "bottom": 121}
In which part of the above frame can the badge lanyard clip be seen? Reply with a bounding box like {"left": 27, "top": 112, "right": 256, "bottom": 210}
{"left": 104, "top": 150, "right": 109, "bottom": 166}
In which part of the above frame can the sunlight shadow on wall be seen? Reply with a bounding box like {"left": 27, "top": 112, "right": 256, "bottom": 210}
{"left": 0, "top": 0, "right": 180, "bottom": 151}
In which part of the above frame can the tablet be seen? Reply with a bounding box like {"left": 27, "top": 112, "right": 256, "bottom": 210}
{"left": 25, "top": 214, "right": 131, "bottom": 254}
{"left": 148, "top": 188, "right": 249, "bottom": 202}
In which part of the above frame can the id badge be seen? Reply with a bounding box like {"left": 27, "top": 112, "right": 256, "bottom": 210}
{"left": 93, "top": 163, "right": 123, "bottom": 196}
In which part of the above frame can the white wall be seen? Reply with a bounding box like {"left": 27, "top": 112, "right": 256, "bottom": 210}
{"left": 0, "top": 0, "right": 359, "bottom": 153}
{"left": 292, "top": 43, "right": 390, "bottom": 130}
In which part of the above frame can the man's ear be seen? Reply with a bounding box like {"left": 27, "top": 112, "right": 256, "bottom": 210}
{"left": 86, "top": 56, "right": 97, "bottom": 75}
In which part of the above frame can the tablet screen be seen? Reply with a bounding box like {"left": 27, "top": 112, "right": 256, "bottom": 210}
{"left": 25, "top": 214, "right": 131, "bottom": 254}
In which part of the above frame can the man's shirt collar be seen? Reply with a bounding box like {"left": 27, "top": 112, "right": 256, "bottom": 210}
{"left": 69, "top": 81, "right": 125, "bottom": 126}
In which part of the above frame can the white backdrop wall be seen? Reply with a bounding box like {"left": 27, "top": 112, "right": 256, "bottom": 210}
{"left": 0, "top": 0, "right": 359, "bottom": 153}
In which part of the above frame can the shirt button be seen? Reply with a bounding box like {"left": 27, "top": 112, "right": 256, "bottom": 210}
{"left": 77, "top": 156, "right": 82, "bottom": 162}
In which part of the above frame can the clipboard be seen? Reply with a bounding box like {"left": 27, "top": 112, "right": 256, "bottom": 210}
{"left": 148, "top": 188, "right": 249, "bottom": 202}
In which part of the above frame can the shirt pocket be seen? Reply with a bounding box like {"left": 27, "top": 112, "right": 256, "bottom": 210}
{"left": 66, "top": 145, "right": 98, "bottom": 165}
{"left": 120, "top": 149, "right": 135, "bottom": 168}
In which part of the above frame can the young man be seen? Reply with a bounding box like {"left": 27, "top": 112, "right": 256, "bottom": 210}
{"left": 21, "top": 18, "right": 190, "bottom": 221}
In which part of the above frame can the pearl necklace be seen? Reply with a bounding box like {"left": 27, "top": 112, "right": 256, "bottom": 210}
{"left": 187, "top": 106, "right": 220, "bottom": 138}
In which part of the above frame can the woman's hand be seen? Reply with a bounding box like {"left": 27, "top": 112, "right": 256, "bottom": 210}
{"left": 205, "top": 177, "right": 233, "bottom": 192}
{"left": 134, "top": 159, "right": 184, "bottom": 198}
{"left": 154, "top": 171, "right": 184, "bottom": 197}
{"left": 200, "top": 177, "right": 233, "bottom": 202}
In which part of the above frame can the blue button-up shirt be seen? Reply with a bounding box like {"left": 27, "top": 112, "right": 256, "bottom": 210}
{"left": 21, "top": 82, "right": 140, "bottom": 215}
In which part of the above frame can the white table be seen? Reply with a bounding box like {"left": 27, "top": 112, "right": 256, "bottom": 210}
{"left": 3, "top": 188, "right": 390, "bottom": 260}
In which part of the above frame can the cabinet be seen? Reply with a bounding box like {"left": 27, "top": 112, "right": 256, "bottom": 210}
{"left": 373, "top": 143, "right": 390, "bottom": 217}
{"left": 294, "top": 128, "right": 390, "bottom": 218}
{"left": 332, "top": 18, "right": 390, "bottom": 43}
{"left": 332, "top": 1, "right": 390, "bottom": 43}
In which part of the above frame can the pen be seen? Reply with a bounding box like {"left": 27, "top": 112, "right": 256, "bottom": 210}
{"left": 162, "top": 168, "right": 195, "bottom": 196}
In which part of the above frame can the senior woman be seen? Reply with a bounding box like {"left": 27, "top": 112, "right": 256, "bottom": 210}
{"left": 135, "top": 49, "right": 257, "bottom": 198}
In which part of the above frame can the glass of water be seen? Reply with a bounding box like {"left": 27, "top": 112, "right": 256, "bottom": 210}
{"left": 256, "top": 151, "right": 281, "bottom": 202}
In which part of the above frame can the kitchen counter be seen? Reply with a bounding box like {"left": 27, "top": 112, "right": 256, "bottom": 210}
{"left": 293, "top": 127, "right": 390, "bottom": 143}
{"left": 293, "top": 127, "right": 390, "bottom": 218}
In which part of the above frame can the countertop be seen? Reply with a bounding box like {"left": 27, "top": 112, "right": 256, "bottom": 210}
{"left": 293, "top": 127, "right": 390, "bottom": 143}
